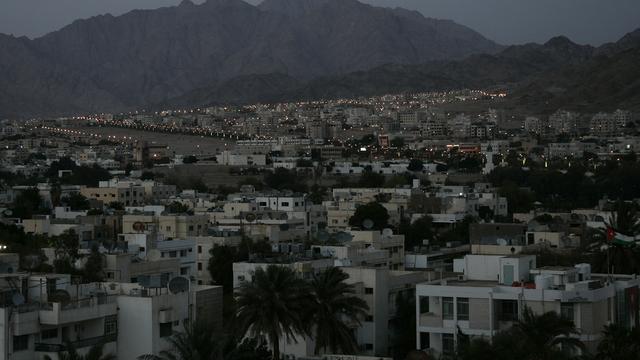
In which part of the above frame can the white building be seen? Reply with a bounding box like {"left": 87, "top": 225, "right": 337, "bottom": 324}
{"left": 416, "top": 254, "right": 640, "bottom": 357}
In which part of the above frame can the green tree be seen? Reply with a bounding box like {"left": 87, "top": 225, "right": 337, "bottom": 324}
{"left": 10, "top": 188, "right": 46, "bottom": 219}
{"left": 264, "top": 168, "right": 307, "bottom": 193}
{"left": 62, "top": 193, "right": 91, "bottom": 211}
{"left": 308, "top": 184, "right": 327, "bottom": 205}
{"left": 166, "top": 201, "right": 191, "bottom": 214}
{"left": 389, "top": 292, "right": 417, "bottom": 360}
{"left": 399, "top": 216, "right": 434, "bottom": 250}
{"left": 140, "top": 171, "right": 155, "bottom": 180}
{"left": 235, "top": 266, "right": 312, "bottom": 360}
{"left": 309, "top": 267, "right": 368, "bottom": 355}
{"left": 596, "top": 324, "right": 640, "bottom": 360}
{"left": 357, "top": 170, "right": 385, "bottom": 188}
{"left": 138, "top": 320, "right": 220, "bottom": 360}
{"left": 349, "top": 202, "right": 390, "bottom": 230}
{"left": 83, "top": 245, "right": 104, "bottom": 282}
{"left": 108, "top": 202, "right": 125, "bottom": 211}
{"left": 208, "top": 245, "right": 237, "bottom": 292}
{"left": 407, "top": 159, "right": 424, "bottom": 172}
{"left": 50, "top": 230, "right": 80, "bottom": 274}
{"left": 510, "top": 307, "right": 585, "bottom": 360}
{"left": 498, "top": 181, "right": 534, "bottom": 214}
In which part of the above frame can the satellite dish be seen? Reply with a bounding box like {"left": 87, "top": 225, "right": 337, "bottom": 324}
{"left": 167, "top": 276, "right": 190, "bottom": 294}
{"left": 11, "top": 293, "right": 25, "bottom": 306}
{"left": 280, "top": 213, "right": 288, "bottom": 220}
{"left": 496, "top": 238, "right": 508, "bottom": 246}
{"left": 316, "top": 230, "right": 330, "bottom": 242}
{"left": 147, "top": 249, "right": 161, "bottom": 261}
{"left": 245, "top": 213, "right": 256, "bottom": 222}
{"left": 362, "top": 219, "right": 374, "bottom": 230}
{"left": 335, "top": 232, "right": 354, "bottom": 243}
{"left": 3, "top": 210, "right": 12, "bottom": 216}
{"left": 382, "top": 228, "right": 394, "bottom": 237}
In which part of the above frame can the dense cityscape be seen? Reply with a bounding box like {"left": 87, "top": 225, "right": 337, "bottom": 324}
{"left": 1, "top": 0, "right": 639, "bottom": 360}
{"left": 0, "top": 87, "right": 639, "bottom": 360}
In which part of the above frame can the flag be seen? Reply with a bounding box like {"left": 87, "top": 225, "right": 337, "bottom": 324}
{"left": 606, "top": 227, "right": 639, "bottom": 247}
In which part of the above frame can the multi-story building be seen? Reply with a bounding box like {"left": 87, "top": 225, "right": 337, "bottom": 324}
{"left": 80, "top": 185, "right": 145, "bottom": 207}
{"left": 0, "top": 267, "right": 223, "bottom": 360}
{"left": 122, "top": 214, "right": 209, "bottom": 239}
{"left": 415, "top": 254, "right": 640, "bottom": 357}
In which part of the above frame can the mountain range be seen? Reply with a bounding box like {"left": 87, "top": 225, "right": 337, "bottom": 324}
{"left": 169, "top": 29, "right": 640, "bottom": 114}
{"left": 0, "top": 0, "right": 502, "bottom": 118}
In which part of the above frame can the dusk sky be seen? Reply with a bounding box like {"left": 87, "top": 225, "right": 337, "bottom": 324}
{"left": 1, "top": 0, "right": 639, "bottom": 45}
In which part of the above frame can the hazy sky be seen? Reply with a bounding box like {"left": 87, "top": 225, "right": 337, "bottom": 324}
{"left": 1, "top": 0, "right": 639, "bottom": 45}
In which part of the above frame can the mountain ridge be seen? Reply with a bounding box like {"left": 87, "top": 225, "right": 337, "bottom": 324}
{"left": 0, "top": 0, "right": 501, "bottom": 118}
{"left": 164, "top": 28, "right": 640, "bottom": 113}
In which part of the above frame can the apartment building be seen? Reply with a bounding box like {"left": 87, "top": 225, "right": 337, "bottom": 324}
{"left": 122, "top": 214, "right": 209, "bottom": 239}
{"left": 80, "top": 185, "right": 144, "bottom": 207}
{"left": 348, "top": 230, "right": 405, "bottom": 270}
{"left": 0, "top": 270, "right": 222, "bottom": 360}
{"left": 415, "top": 254, "right": 640, "bottom": 357}
{"left": 194, "top": 231, "right": 243, "bottom": 285}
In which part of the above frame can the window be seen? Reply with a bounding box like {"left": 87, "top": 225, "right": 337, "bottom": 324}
{"left": 41, "top": 328, "right": 58, "bottom": 340}
{"left": 419, "top": 332, "right": 430, "bottom": 350}
{"left": 419, "top": 296, "right": 430, "bottom": 314}
{"left": 442, "top": 333, "right": 454, "bottom": 355}
{"left": 169, "top": 251, "right": 177, "bottom": 258}
{"left": 166, "top": 226, "right": 171, "bottom": 231}
{"left": 197, "top": 246, "right": 202, "bottom": 254}
{"left": 527, "top": 233, "right": 535, "bottom": 245}
{"left": 561, "top": 303, "right": 574, "bottom": 322}
{"left": 159, "top": 323, "right": 173, "bottom": 337}
{"left": 498, "top": 300, "right": 518, "bottom": 321}
{"left": 457, "top": 298, "right": 469, "bottom": 321}
{"left": 189, "top": 225, "right": 194, "bottom": 231}
{"left": 281, "top": 202, "right": 289, "bottom": 207}
{"left": 180, "top": 250, "right": 187, "bottom": 257}
{"left": 365, "top": 287, "right": 374, "bottom": 295}
{"left": 442, "top": 297, "right": 454, "bottom": 320}
{"left": 104, "top": 315, "right": 117, "bottom": 335}
{"left": 13, "top": 335, "right": 28, "bottom": 352}
{"left": 198, "top": 262, "right": 203, "bottom": 271}
{"left": 365, "top": 315, "right": 374, "bottom": 322}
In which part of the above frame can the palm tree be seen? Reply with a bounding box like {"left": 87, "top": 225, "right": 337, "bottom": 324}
{"left": 510, "top": 307, "right": 585, "bottom": 360}
{"left": 308, "top": 267, "right": 368, "bottom": 355}
{"left": 59, "top": 342, "right": 115, "bottom": 360}
{"left": 596, "top": 324, "right": 640, "bottom": 360}
{"left": 137, "top": 320, "right": 220, "bottom": 360}
{"left": 235, "top": 265, "right": 312, "bottom": 360}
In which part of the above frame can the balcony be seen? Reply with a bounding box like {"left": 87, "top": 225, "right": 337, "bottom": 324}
{"left": 39, "top": 295, "right": 117, "bottom": 325}
{"left": 419, "top": 312, "right": 443, "bottom": 328}
{"left": 35, "top": 333, "right": 117, "bottom": 352}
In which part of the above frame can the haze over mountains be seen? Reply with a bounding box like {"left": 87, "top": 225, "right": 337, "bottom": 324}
{"left": 172, "top": 28, "right": 640, "bottom": 113}
{"left": 0, "top": 0, "right": 638, "bottom": 118}
{"left": 0, "top": 0, "right": 501, "bottom": 117}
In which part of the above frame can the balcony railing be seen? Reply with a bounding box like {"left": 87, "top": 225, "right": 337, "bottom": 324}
{"left": 35, "top": 333, "right": 117, "bottom": 352}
